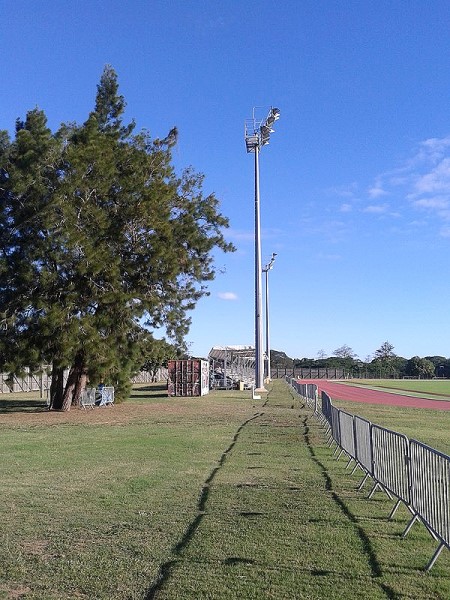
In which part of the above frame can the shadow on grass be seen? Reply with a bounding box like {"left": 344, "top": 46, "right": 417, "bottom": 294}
{"left": 129, "top": 384, "right": 168, "bottom": 400}
{"left": 144, "top": 411, "right": 263, "bottom": 599}
{"left": 0, "top": 398, "right": 47, "bottom": 414}
{"left": 302, "top": 415, "right": 400, "bottom": 599}
{"left": 223, "top": 556, "right": 256, "bottom": 566}
{"left": 0, "top": 382, "right": 170, "bottom": 413}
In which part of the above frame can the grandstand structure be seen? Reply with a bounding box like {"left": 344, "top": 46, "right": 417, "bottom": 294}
{"left": 208, "top": 345, "right": 257, "bottom": 389}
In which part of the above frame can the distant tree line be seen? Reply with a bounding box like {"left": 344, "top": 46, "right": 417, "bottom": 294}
{"left": 270, "top": 341, "right": 449, "bottom": 379}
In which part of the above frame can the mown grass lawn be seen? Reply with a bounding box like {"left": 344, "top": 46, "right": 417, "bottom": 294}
{"left": 0, "top": 381, "right": 448, "bottom": 599}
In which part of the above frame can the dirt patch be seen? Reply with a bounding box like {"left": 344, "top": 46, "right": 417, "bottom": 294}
{"left": 0, "top": 385, "right": 250, "bottom": 428}
{"left": 21, "top": 539, "right": 52, "bottom": 559}
{"left": 0, "top": 585, "right": 32, "bottom": 599}
{"left": 0, "top": 401, "right": 194, "bottom": 427}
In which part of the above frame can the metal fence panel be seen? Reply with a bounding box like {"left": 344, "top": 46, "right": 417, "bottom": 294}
{"left": 321, "top": 391, "right": 332, "bottom": 426}
{"left": 330, "top": 405, "right": 341, "bottom": 447}
{"left": 296, "top": 376, "right": 449, "bottom": 570}
{"left": 288, "top": 380, "right": 317, "bottom": 411}
{"left": 306, "top": 383, "right": 318, "bottom": 411}
{"left": 409, "top": 439, "right": 450, "bottom": 549}
{"left": 338, "top": 410, "right": 355, "bottom": 460}
{"left": 371, "top": 424, "right": 410, "bottom": 504}
{"left": 354, "top": 415, "right": 373, "bottom": 476}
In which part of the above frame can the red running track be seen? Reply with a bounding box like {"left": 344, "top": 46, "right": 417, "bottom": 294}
{"left": 301, "top": 380, "right": 450, "bottom": 411}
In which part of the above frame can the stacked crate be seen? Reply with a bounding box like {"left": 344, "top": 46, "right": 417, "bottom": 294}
{"left": 167, "top": 359, "right": 209, "bottom": 397}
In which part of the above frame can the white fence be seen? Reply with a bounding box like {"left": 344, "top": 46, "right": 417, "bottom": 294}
{"left": 0, "top": 368, "right": 169, "bottom": 395}
{"left": 0, "top": 370, "right": 51, "bottom": 395}
{"left": 288, "top": 377, "right": 449, "bottom": 571}
{"left": 131, "top": 368, "right": 168, "bottom": 384}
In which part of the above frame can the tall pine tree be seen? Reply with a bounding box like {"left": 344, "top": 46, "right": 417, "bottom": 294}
{"left": 0, "top": 66, "right": 234, "bottom": 410}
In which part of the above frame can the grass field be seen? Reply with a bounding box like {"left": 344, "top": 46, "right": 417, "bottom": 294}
{"left": 345, "top": 378, "right": 450, "bottom": 399}
{"left": 0, "top": 380, "right": 449, "bottom": 599}
{"left": 332, "top": 379, "right": 450, "bottom": 455}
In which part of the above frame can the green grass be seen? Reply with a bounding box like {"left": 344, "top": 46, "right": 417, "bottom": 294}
{"left": 0, "top": 381, "right": 449, "bottom": 599}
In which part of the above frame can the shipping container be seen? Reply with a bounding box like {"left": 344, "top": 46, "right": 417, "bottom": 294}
{"left": 167, "top": 359, "right": 209, "bottom": 397}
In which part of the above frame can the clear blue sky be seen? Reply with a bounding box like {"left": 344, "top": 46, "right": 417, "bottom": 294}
{"left": 3, "top": 0, "right": 450, "bottom": 361}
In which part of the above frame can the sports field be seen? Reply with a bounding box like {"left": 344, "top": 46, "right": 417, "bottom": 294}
{"left": 0, "top": 380, "right": 448, "bottom": 599}
{"left": 312, "top": 379, "right": 450, "bottom": 409}
{"left": 304, "top": 378, "right": 450, "bottom": 454}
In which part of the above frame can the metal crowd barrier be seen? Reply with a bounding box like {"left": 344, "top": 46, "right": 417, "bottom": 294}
{"left": 353, "top": 415, "right": 373, "bottom": 489}
{"left": 321, "top": 391, "right": 332, "bottom": 429}
{"left": 330, "top": 405, "right": 341, "bottom": 452}
{"left": 406, "top": 440, "right": 450, "bottom": 570}
{"left": 370, "top": 425, "right": 410, "bottom": 516}
{"left": 287, "top": 377, "right": 449, "bottom": 571}
{"left": 287, "top": 377, "right": 318, "bottom": 412}
{"left": 337, "top": 409, "right": 355, "bottom": 466}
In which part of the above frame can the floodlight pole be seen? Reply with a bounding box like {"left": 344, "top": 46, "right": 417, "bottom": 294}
{"left": 253, "top": 145, "right": 265, "bottom": 391}
{"left": 245, "top": 107, "right": 280, "bottom": 392}
{"left": 263, "top": 253, "right": 277, "bottom": 381}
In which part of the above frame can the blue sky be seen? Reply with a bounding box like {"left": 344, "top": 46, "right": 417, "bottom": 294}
{"left": 3, "top": 0, "right": 450, "bottom": 361}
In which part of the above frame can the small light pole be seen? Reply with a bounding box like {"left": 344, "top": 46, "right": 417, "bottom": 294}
{"left": 263, "top": 253, "right": 277, "bottom": 381}
{"left": 245, "top": 107, "right": 280, "bottom": 391}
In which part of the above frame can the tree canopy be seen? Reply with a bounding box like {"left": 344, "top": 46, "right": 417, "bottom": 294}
{"left": 0, "top": 66, "right": 234, "bottom": 409}
{"left": 373, "top": 341, "right": 396, "bottom": 362}
{"left": 405, "top": 356, "right": 435, "bottom": 379}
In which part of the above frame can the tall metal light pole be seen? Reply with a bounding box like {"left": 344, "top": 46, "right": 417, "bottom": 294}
{"left": 263, "top": 253, "right": 277, "bottom": 381}
{"left": 245, "top": 107, "right": 280, "bottom": 392}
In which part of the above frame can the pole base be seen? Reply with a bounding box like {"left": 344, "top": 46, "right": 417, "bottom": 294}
{"left": 252, "top": 386, "right": 265, "bottom": 400}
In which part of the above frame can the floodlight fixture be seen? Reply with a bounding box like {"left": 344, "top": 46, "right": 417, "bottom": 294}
{"left": 244, "top": 106, "right": 280, "bottom": 153}
{"left": 266, "top": 108, "right": 280, "bottom": 126}
{"left": 263, "top": 252, "right": 277, "bottom": 273}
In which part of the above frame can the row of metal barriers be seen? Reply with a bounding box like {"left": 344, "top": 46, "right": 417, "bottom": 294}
{"left": 287, "top": 378, "right": 449, "bottom": 571}
{"left": 80, "top": 386, "right": 114, "bottom": 408}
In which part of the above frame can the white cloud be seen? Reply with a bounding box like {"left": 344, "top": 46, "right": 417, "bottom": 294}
{"left": 368, "top": 185, "right": 388, "bottom": 198}
{"left": 362, "top": 134, "right": 450, "bottom": 231}
{"left": 368, "top": 177, "right": 388, "bottom": 198}
{"left": 363, "top": 204, "right": 389, "bottom": 214}
{"left": 217, "top": 292, "right": 238, "bottom": 301}
{"left": 418, "top": 136, "right": 450, "bottom": 163}
{"left": 413, "top": 157, "right": 450, "bottom": 195}
{"left": 339, "top": 203, "right": 352, "bottom": 212}
{"left": 412, "top": 196, "right": 450, "bottom": 209}
{"left": 329, "top": 182, "right": 359, "bottom": 198}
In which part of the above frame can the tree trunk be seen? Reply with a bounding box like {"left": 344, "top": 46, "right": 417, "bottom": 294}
{"left": 49, "top": 365, "right": 64, "bottom": 410}
{"left": 60, "top": 352, "right": 86, "bottom": 411}
{"left": 73, "top": 368, "right": 88, "bottom": 405}
{"left": 50, "top": 352, "right": 87, "bottom": 411}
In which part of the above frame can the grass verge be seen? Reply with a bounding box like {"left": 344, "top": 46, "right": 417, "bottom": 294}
{"left": 0, "top": 381, "right": 448, "bottom": 598}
